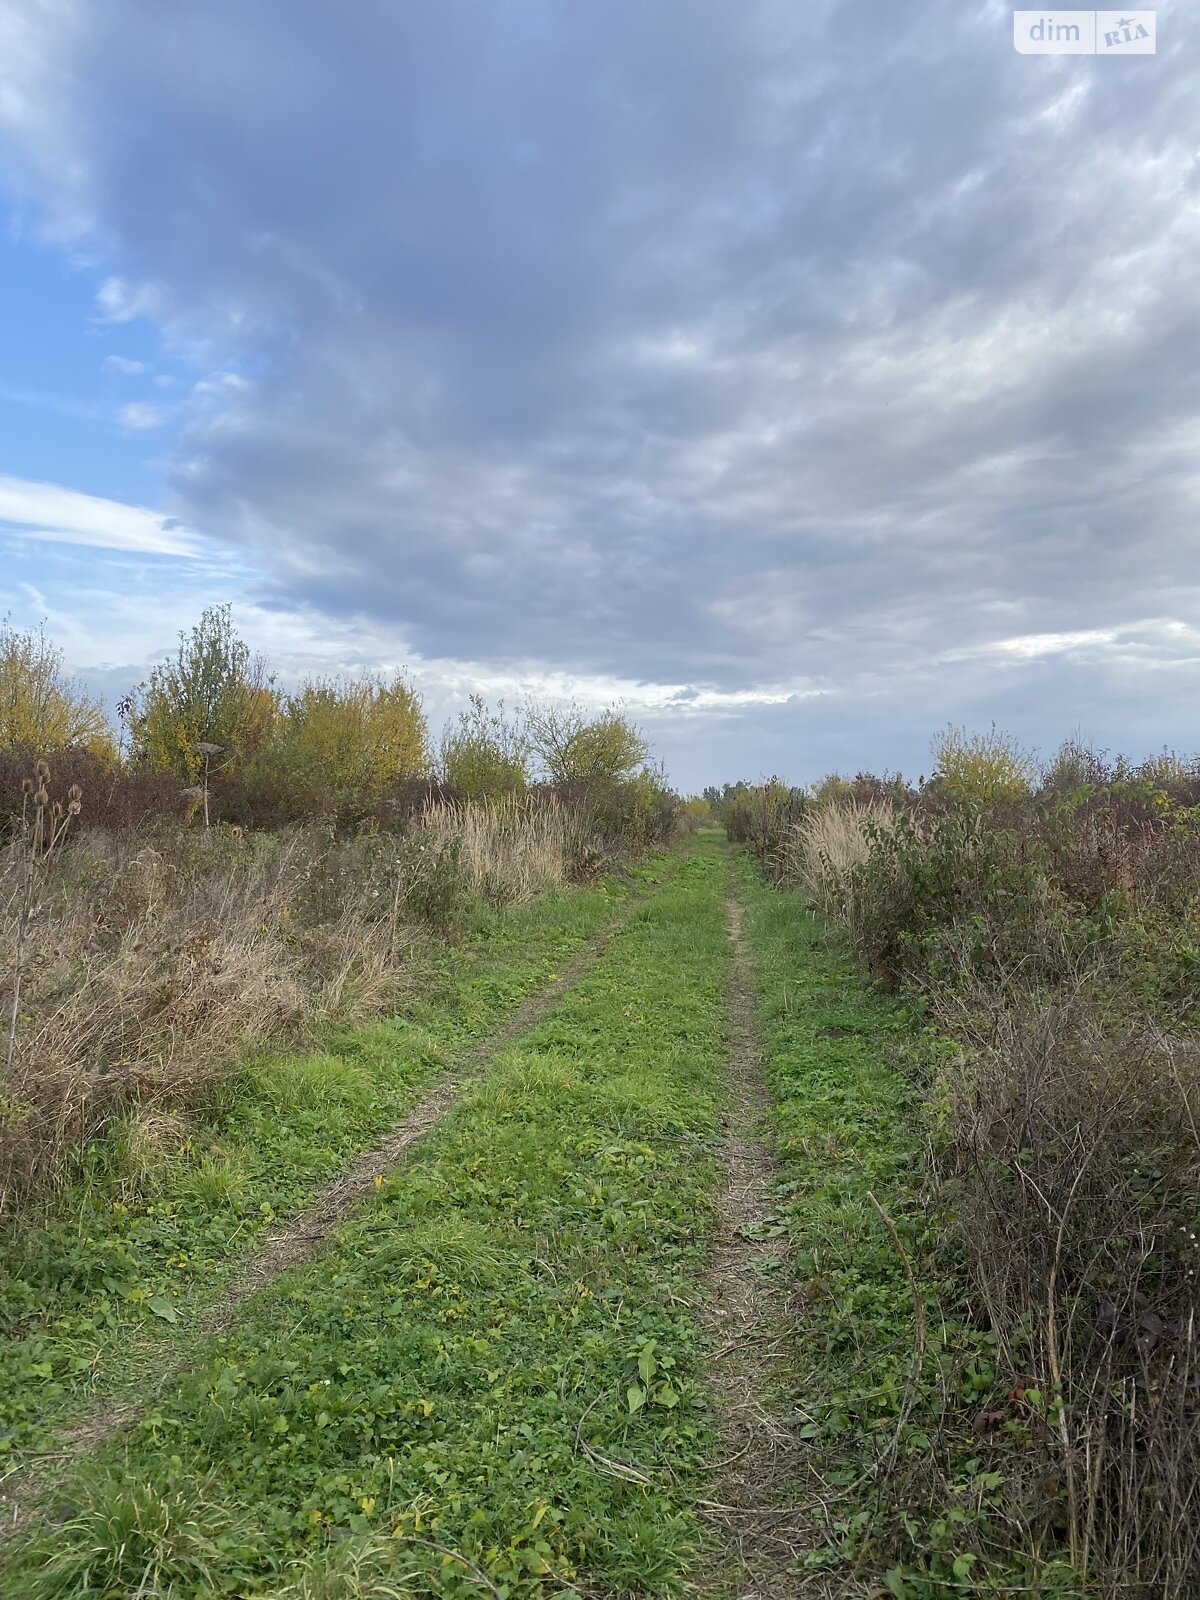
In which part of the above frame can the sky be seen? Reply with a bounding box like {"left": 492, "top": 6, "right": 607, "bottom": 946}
{"left": 0, "top": 0, "right": 1196, "bottom": 793}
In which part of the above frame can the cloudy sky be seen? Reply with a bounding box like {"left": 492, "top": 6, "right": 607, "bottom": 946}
{"left": 0, "top": 1, "right": 1194, "bottom": 790}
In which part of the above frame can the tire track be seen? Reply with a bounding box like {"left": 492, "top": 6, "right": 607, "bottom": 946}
{"left": 696, "top": 872, "right": 807, "bottom": 1599}
{"left": 1, "top": 870, "right": 669, "bottom": 1533}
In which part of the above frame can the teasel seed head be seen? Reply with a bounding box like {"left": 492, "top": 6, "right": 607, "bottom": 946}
{"left": 35, "top": 759, "right": 50, "bottom": 781}
{"left": 69, "top": 784, "right": 83, "bottom": 802}
{"left": 34, "top": 786, "right": 49, "bottom": 807}
{"left": 68, "top": 799, "right": 81, "bottom": 816}
{"left": 21, "top": 776, "right": 34, "bottom": 796}
{"left": 51, "top": 800, "right": 63, "bottom": 819}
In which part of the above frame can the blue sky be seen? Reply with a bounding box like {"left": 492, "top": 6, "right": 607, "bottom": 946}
{"left": 0, "top": 1, "right": 1196, "bottom": 791}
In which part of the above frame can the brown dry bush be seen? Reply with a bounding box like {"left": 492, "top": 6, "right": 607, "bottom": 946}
{"left": 0, "top": 824, "right": 437, "bottom": 1205}
{"left": 809, "top": 752, "right": 1200, "bottom": 1594}
{"left": 936, "top": 983, "right": 1200, "bottom": 1595}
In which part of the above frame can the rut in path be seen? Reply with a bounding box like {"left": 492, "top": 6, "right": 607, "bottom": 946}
{"left": 0, "top": 877, "right": 662, "bottom": 1533}
{"left": 697, "top": 881, "right": 807, "bottom": 1599}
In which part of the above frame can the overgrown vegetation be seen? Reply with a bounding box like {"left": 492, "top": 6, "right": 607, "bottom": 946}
{"left": 0, "top": 858, "right": 653, "bottom": 1483}
{"left": 725, "top": 732, "right": 1200, "bottom": 1597}
{"left": 3, "top": 845, "right": 730, "bottom": 1598}
{"left": 734, "top": 856, "right": 1047, "bottom": 1596}
{"left": 0, "top": 615, "right": 680, "bottom": 1210}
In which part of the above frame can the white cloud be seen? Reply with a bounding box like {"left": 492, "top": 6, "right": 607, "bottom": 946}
{"left": 118, "top": 400, "right": 165, "bottom": 431}
{"left": 103, "top": 353, "right": 147, "bottom": 374}
{"left": 0, "top": 473, "right": 199, "bottom": 556}
{"left": 95, "top": 274, "right": 161, "bottom": 324}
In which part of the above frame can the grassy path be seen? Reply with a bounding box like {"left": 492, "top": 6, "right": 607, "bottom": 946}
{"left": 2, "top": 841, "right": 733, "bottom": 1596}
{"left": 0, "top": 858, "right": 669, "bottom": 1506}
{"left": 4, "top": 838, "right": 951, "bottom": 1597}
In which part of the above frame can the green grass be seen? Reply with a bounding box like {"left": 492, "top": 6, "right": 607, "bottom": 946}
{"left": 0, "top": 860, "right": 669, "bottom": 1479}
{"left": 3, "top": 842, "right": 733, "bottom": 1598}
{"left": 735, "top": 853, "right": 1076, "bottom": 1598}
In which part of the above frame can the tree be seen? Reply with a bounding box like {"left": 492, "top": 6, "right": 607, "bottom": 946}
{"left": 933, "top": 723, "right": 1036, "bottom": 807}
{"left": 272, "top": 672, "right": 429, "bottom": 818}
{"left": 524, "top": 700, "right": 649, "bottom": 784}
{"left": 128, "top": 606, "right": 275, "bottom": 783}
{"left": 441, "top": 696, "right": 530, "bottom": 798}
{"left": 0, "top": 618, "right": 115, "bottom": 758}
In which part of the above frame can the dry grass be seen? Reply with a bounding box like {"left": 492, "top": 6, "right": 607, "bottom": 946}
{"left": 0, "top": 825, "right": 421, "bottom": 1205}
{"left": 0, "top": 777, "right": 658, "bottom": 1207}
{"left": 772, "top": 798, "right": 895, "bottom": 913}
{"left": 419, "top": 795, "right": 590, "bottom": 905}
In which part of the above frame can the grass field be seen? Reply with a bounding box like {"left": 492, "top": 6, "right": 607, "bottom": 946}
{"left": 0, "top": 861, "right": 664, "bottom": 1490}
{"left": 1, "top": 833, "right": 1036, "bottom": 1597}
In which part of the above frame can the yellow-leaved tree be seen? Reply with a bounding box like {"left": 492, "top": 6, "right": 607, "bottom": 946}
{"left": 0, "top": 618, "right": 116, "bottom": 758}
{"left": 273, "top": 673, "right": 429, "bottom": 820}
{"left": 933, "top": 723, "right": 1036, "bottom": 807}
{"left": 127, "top": 605, "right": 276, "bottom": 783}
{"left": 441, "top": 696, "right": 530, "bottom": 798}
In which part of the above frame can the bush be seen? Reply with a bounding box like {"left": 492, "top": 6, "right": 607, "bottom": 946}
{"left": 440, "top": 695, "right": 530, "bottom": 798}
{"left": 935, "top": 988, "right": 1200, "bottom": 1592}
{"left": 524, "top": 701, "right": 649, "bottom": 783}
{"left": 251, "top": 673, "right": 430, "bottom": 827}
{"left": 933, "top": 722, "right": 1037, "bottom": 807}
{"left": 724, "top": 778, "right": 806, "bottom": 858}
{"left": 0, "top": 747, "right": 183, "bottom": 838}
{"left": 782, "top": 731, "right": 1200, "bottom": 1595}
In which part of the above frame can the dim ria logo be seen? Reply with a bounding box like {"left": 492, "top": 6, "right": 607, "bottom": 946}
{"left": 1014, "top": 11, "right": 1156, "bottom": 53}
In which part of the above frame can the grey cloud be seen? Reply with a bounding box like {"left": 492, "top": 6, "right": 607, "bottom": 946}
{"left": 1, "top": 0, "right": 1198, "bottom": 780}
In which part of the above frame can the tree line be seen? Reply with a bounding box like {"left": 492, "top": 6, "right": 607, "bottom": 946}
{"left": 0, "top": 608, "right": 661, "bottom": 828}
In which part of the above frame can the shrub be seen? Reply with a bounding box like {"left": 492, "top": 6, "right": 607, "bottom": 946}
{"left": 787, "top": 730, "right": 1200, "bottom": 1596}
{"left": 680, "top": 796, "right": 713, "bottom": 828}
{"left": 524, "top": 700, "right": 649, "bottom": 783}
{"left": 933, "top": 722, "right": 1036, "bottom": 808}
{"left": 557, "top": 772, "right": 680, "bottom": 861}
{"left": 724, "top": 779, "right": 805, "bottom": 859}
{"left": 935, "top": 988, "right": 1200, "bottom": 1592}
{"left": 440, "top": 695, "right": 529, "bottom": 798}
{"left": 250, "top": 673, "right": 430, "bottom": 828}
{"left": 0, "top": 747, "right": 182, "bottom": 836}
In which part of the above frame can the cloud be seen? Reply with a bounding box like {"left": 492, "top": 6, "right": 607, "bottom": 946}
{"left": 117, "top": 400, "right": 166, "bottom": 431}
{"left": 94, "top": 274, "right": 162, "bottom": 324}
{"left": 0, "top": 473, "right": 198, "bottom": 556}
{"left": 0, "top": 0, "right": 1198, "bottom": 782}
{"left": 103, "top": 353, "right": 147, "bottom": 374}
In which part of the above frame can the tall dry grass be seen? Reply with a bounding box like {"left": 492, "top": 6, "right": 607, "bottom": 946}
{"left": 0, "top": 824, "right": 425, "bottom": 1205}
{"left": 773, "top": 799, "right": 896, "bottom": 914}
{"left": 420, "top": 795, "right": 591, "bottom": 905}
{"left": 0, "top": 781, "right": 649, "bottom": 1207}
